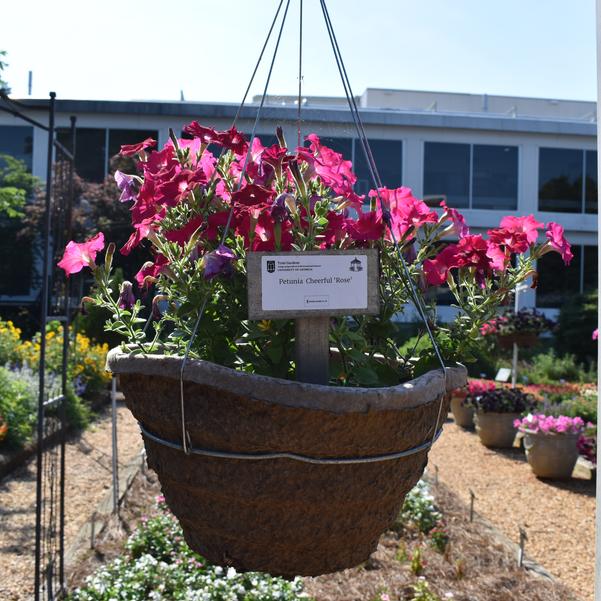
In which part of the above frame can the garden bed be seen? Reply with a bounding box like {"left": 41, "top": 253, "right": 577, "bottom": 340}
{"left": 0, "top": 401, "right": 143, "bottom": 601}
{"left": 66, "top": 462, "right": 577, "bottom": 601}
{"left": 429, "top": 421, "right": 594, "bottom": 600}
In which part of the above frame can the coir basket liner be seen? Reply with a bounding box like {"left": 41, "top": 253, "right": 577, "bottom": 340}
{"left": 107, "top": 349, "right": 466, "bottom": 577}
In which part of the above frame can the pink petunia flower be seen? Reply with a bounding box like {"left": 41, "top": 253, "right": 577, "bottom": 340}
{"left": 545, "top": 222, "right": 573, "bottom": 265}
{"left": 345, "top": 211, "right": 385, "bottom": 243}
{"left": 119, "top": 137, "right": 156, "bottom": 157}
{"left": 593, "top": 328, "right": 598, "bottom": 341}
{"left": 57, "top": 233, "right": 105, "bottom": 276}
{"left": 499, "top": 215, "right": 544, "bottom": 245}
{"left": 440, "top": 200, "right": 469, "bottom": 238}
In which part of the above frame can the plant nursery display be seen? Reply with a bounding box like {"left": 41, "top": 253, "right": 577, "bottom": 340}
{"left": 515, "top": 414, "right": 585, "bottom": 479}
{"left": 467, "top": 387, "right": 536, "bottom": 448}
{"left": 450, "top": 379, "right": 496, "bottom": 428}
{"left": 480, "top": 308, "right": 556, "bottom": 349}
{"left": 58, "top": 123, "right": 572, "bottom": 576}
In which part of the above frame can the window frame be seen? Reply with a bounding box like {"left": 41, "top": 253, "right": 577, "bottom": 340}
{"left": 423, "top": 140, "right": 519, "bottom": 211}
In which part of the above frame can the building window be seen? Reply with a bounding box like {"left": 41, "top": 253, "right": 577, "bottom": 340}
{"left": 423, "top": 142, "right": 518, "bottom": 210}
{"left": 354, "top": 139, "right": 402, "bottom": 195}
{"left": 472, "top": 144, "right": 518, "bottom": 210}
{"left": 0, "top": 125, "right": 33, "bottom": 170}
{"left": 57, "top": 128, "right": 105, "bottom": 183}
{"left": 536, "top": 244, "right": 596, "bottom": 307}
{"left": 538, "top": 148, "right": 597, "bottom": 214}
{"left": 108, "top": 128, "right": 158, "bottom": 159}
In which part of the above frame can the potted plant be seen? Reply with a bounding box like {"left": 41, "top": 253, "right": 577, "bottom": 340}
{"left": 450, "top": 379, "right": 495, "bottom": 428}
{"left": 481, "top": 308, "right": 555, "bottom": 349}
{"left": 468, "top": 387, "right": 536, "bottom": 448}
{"left": 58, "top": 125, "right": 572, "bottom": 576}
{"left": 515, "top": 414, "right": 585, "bottom": 479}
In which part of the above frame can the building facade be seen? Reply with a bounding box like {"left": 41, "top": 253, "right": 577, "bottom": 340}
{"left": 0, "top": 88, "right": 596, "bottom": 317}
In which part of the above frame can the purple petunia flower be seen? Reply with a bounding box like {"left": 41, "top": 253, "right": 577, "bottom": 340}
{"left": 114, "top": 170, "right": 138, "bottom": 203}
{"left": 202, "top": 245, "right": 236, "bottom": 280}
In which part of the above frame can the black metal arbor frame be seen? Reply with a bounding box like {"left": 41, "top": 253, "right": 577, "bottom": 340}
{"left": 0, "top": 91, "right": 77, "bottom": 601}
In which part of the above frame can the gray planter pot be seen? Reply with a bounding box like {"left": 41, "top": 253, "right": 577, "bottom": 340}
{"left": 475, "top": 412, "right": 519, "bottom": 448}
{"left": 450, "top": 395, "right": 474, "bottom": 428}
{"left": 107, "top": 349, "right": 466, "bottom": 577}
{"left": 523, "top": 430, "right": 579, "bottom": 479}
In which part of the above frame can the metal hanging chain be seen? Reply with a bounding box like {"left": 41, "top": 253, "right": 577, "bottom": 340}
{"left": 179, "top": 0, "right": 292, "bottom": 454}
{"left": 318, "top": 0, "right": 448, "bottom": 441}
{"left": 297, "top": 0, "right": 304, "bottom": 147}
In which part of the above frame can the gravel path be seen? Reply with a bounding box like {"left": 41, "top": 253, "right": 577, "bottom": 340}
{"left": 0, "top": 402, "right": 143, "bottom": 601}
{"left": 429, "top": 420, "right": 595, "bottom": 601}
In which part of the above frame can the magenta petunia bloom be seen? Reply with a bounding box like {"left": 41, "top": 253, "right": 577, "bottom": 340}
{"left": 545, "top": 222, "right": 573, "bottom": 265}
{"left": 114, "top": 170, "right": 138, "bottom": 203}
{"left": 487, "top": 227, "right": 529, "bottom": 254}
{"left": 345, "top": 211, "right": 384, "bottom": 243}
{"left": 440, "top": 200, "right": 469, "bottom": 238}
{"left": 593, "top": 328, "right": 598, "bottom": 341}
{"left": 499, "top": 215, "right": 544, "bottom": 245}
{"left": 57, "top": 232, "right": 105, "bottom": 276}
{"left": 423, "top": 245, "right": 461, "bottom": 286}
{"left": 182, "top": 122, "right": 221, "bottom": 144}
{"left": 232, "top": 183, "right": 275, "bottom": 208}
{"left": 120, "top": 137, "right": 156, "bottom": 157}
{"left": 164, "top": 215, "right": 204, "bottom": 247}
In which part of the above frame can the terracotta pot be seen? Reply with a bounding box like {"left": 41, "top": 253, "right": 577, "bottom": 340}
{"left": 450, "top": 395, "right": 474, "bottom": 428}
{"left": 497, "top": 332, "right": 539, "bottom": 350}
{"left": 107, "top": 349, "right": 466, "bottom": 577}
{"left": 523, "top": 430, "right": 579, "bottom": 479}
{"left": 474, "top": 411, "right": 519, "bottom": 448}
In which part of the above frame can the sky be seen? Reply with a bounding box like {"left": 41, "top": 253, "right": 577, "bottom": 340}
{"left": 1, "top": 0, "right": 597, "bottom": 104}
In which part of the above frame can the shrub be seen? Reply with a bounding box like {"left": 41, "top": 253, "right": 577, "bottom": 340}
{"left": 0, "top": 366, "right": 37, "bottom": 448}
{"left": 555, "top": 289, "right": 597, "bottom": 364}
{"left": 0, "top": 320, "right": 22, "bottom": 364}
{"left": 525, "top": 350, "right": 595, "bottom": 385}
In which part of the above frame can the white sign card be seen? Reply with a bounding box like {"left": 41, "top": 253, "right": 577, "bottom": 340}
{"left": 247, "top": 250, "right": 379, "bottom": 320}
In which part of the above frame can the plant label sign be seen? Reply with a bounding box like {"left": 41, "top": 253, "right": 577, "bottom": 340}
{"left": 247, "top": 250, "right": 379, "bottom": 320}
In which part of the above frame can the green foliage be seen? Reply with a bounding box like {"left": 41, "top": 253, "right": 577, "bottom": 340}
{"left": 525, "top": 349, "right": 595, "bottom": 385}
{"left": 0, "top": 50, "right": 9, "bottom": 92}
{"left": 429, "top": 526, "right": 450, "bottom": 553}
{"left": 555, "top": 289, "right": 597, "bottom": 364}
{"left": 410, "top": 547, "right": 425, "bottom": 576}
{"left": 0, "top": 154, "right": 40, "bottom": 218}
{"left": 410, "top": 578, "right": 441, "bottom": 601}
{"left": 557, "top": 392, "right": 597, "bottom": 424}
{"left": 0, "top": 366, "right": 36, "bottom": 447}
{"left": 68, "top": 497, "right": 308, "bottom": 601}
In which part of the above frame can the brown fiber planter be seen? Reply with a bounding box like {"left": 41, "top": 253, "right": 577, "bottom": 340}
{"left": 497, "top": 332, "right": 539, "bottom": 350}
{"left": 107, "top": 349, "right": 466, "bottom": 577}
{"left": 474, "top": 411, "right": 520, "bottom": 448}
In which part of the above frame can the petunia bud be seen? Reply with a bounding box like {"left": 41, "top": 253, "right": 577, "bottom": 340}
{"left": 117, "top": 281, "right": 135, "bottom": 310}
{"left": 276, "top": 126, "right": 287, "bottom": 148}
{"left": 80, "top": 296, "right": 95, "bottom": 316}
{"left": 105, "top": 242, "right": 116, "bottom": 272}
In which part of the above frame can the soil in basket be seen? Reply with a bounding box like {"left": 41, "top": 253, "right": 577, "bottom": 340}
{"left": 69, "top": 470, "right": 578, "bottom": 601}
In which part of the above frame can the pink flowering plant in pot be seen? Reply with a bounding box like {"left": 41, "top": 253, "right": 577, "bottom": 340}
{"left": 58, "top": 124, "right": 573, "bottom": 385}
{"left": 515, "top": 414, "right": 585, "bottom": 479}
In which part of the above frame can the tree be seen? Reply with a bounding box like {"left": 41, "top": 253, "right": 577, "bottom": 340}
{"left": 0, "top": 50, "right": 10, "bottom": 93}
{"left": 0, "top": 154, "right": 39, "bottom": 218}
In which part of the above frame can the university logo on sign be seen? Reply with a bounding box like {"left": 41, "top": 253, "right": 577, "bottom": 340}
{"left": 349, "top": 257, "right": 363, "bottom": 272}
{"left": 266, "top": 260, "right": 276, "bottom": 273}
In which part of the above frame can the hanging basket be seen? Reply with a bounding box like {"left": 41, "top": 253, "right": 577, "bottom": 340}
{"left": 497, "top": 332, "right": 539, "bottom": 349}
{"left": 107, "top": 349, "right": 466, "bottom": 577}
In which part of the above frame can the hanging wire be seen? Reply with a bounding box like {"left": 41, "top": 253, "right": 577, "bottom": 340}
{"left": 297, "top": 0, "right": 304, "bottom": 147}
{"left": 318, "top": 0, "right": 448, "bottom": 442}
{"left": 178, "top": 0, "right": 292, "bottom": 454}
